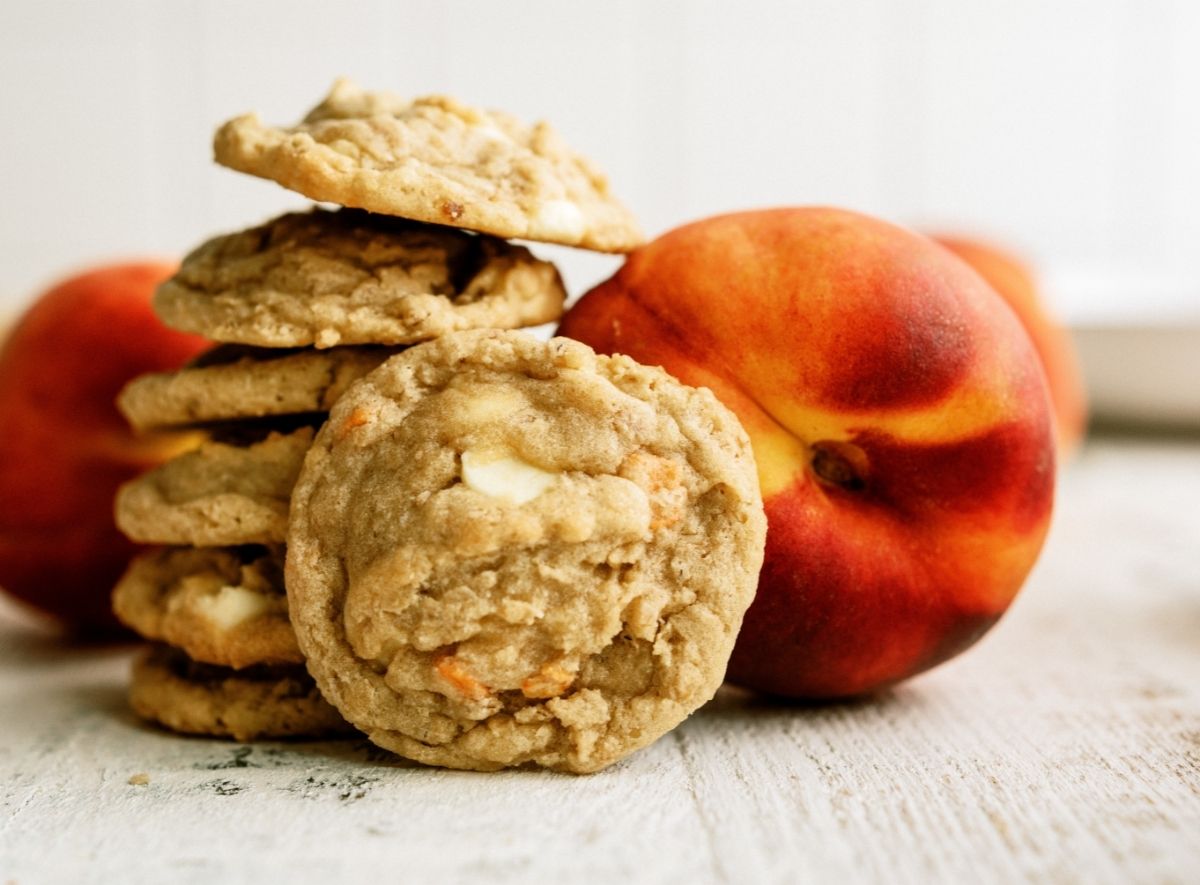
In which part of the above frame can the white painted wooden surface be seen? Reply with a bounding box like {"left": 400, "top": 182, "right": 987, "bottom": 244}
{"left": 2, "top": 435, "right": 1198, "bottom": 884}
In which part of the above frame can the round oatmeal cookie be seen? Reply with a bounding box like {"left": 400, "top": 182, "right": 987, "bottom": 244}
{"left": 117, "top": 344, "right": 398, "bottom": 432}
{"left": 113, "top": 546, "right": 301, "bottom": 669}
{"left": 115, "top": 427, "right": 311, "bottom": 547}
{"left": 286, "top": 330, "right": 766, "bottom": 773}
{"left": 213, "top": 79, "right": 644, "bottom": 253}
{"left": 155, "top": 208, "right": 567, "bottom": 349}
{"left": 129, "top": 645, "right": 353, "bottom": 741}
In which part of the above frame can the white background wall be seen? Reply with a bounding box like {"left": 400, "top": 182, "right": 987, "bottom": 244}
{"left": 2, "top": 0, "right": 1198, "bottom": 322}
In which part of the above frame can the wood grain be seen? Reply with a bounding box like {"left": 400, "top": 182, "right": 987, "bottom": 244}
{"left": 1, "top": 436, "right": 1197, "bottom": 883}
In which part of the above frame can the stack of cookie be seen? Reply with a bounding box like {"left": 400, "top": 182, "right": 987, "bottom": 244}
{"left": 111, "top": 79, "right": 643, "bottom": 742}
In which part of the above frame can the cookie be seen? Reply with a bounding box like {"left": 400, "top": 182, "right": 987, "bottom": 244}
{"left": 285, "top": 330, "right": 766, "bottom": 773}
{"left": 129, "top": 645, "right": 352, "bottom": 741}
{"left": 117, "top": 345, "right": 397, "bottom": 432}
{"left": 154, "top": 208, "right": 567, "bottom": 350}
{"left": 115, "top": 428, "right": 310, "bottom": 547}
{"left": 213, "top": 79, "right": 644, "bottom": 253}
{"left": 113, "top": 546, "right": 301, "bottom": 669}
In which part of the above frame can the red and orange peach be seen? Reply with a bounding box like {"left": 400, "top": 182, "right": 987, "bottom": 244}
{"left": 0, "top": 262, "right": 208, "bottom": 633}
{"left": 932, "top": 234, "right": 1087, "bottom": 458}
{"left": 559, "top": 208, "right": 1055, "bottom": 698}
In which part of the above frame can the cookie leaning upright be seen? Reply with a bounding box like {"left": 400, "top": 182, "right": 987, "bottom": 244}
{"left": 213, "top": 79, "right": 644, "bottom": 253}
{"left": 286, "top": 330, "right": 766, "bottom": 773}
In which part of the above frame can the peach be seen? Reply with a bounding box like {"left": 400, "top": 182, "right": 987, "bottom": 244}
{"left": 558, "top": 208, "right": 1055, "bottom": 698}
{"left": 0, "top": 262, "right": 208, "bottom": 634}
{"left": 932, "top": 235, "right": 1088, "bottom": 458}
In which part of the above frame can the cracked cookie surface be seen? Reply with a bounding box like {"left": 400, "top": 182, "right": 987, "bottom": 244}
{"left": 214, "top": 79, "right": 644, "bottom": 253}
{"left": 115, "top": 427, "right": 310, "bottom": 547}
{"left": 114, "top": 546, "right": 301, "bottom": 669}
{"left": 155, "top": 208, "right": 567, "bottom": 349}
{"left": 285, "top": 330, "right": 765, "bottom": 773}
{"left": 117, "top": 345, "right": 398, "bottom": 432}
{"left": 129, "top": 645, "right": 353, "bottom": 741}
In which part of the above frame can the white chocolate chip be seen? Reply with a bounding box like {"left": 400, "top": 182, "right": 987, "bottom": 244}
{"left": 529, "top": 199, "right": 585, "bottom": 241}
{"left": 315, "top": 328, "right": 341, "bottom": 349}
{"left": 196, "top": 585, "right": 272, "bottom": 631}
{"left": 474, "top": 123, "right": 511, "bottom": 142}
{"left": 455, "top": 389, "right": 525, "bottom": 424}
{"left": 461, "top": 449, "right": 558, "bottom": 506}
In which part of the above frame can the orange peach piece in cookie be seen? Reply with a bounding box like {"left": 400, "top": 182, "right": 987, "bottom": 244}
{"left": 558, "top": 207, "right": 1056, "bottom": 699}
{"left": 433, "top": 651, "right": 492, "bottom": 702}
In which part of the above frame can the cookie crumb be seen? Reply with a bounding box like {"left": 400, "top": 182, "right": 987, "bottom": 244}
{"left": 128, "top": 772, "right": 150, "bottom": 786}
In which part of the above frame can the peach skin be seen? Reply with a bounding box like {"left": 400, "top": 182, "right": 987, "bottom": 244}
{"left": 933, "top": 234, "right": 1087, "bottom": 458}
{"left": 0, "top": 262, "right": 208, "bottom": 634}
{"left": 558, "top": 208, "right": 1056, "bottom": 698}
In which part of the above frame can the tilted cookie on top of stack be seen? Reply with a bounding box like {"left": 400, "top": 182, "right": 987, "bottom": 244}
{"left": 111, "top": 78, "right": 644, "bottom": 742}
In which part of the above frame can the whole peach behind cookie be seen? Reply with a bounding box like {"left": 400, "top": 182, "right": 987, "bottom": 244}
{"left": 932, "top": 235, "right": 1087, "bottom": 458}
{"left": 558, "top": 207, "right": 1056, "bottom": 698}
{"left": 0, "top": 262, "right": 208, "bottom": 633}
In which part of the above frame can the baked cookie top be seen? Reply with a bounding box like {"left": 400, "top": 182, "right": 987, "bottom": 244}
{"left": 286, "top": 330, "right": 765, "bottom": 773}
{"left": 155, "top": 209, "right": 567, "bottom": 349}
{"left": 129, "top": 645, "right": 352, "bottom": 742}
{"left": 115, "top": 428, "right": 310, "bottom": 547}
{"left": 213, "top": 79, "right": 644, "bottom": 253}
{"left": 117, "top": 345, "right": 398, "bottom": 432}
{"left": 113, "top": 546, "right": 301, "bottom": 669}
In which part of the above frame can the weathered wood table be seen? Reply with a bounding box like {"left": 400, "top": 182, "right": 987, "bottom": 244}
{"left": 2, "top": 435, "right": 1197, "bottom": 883}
